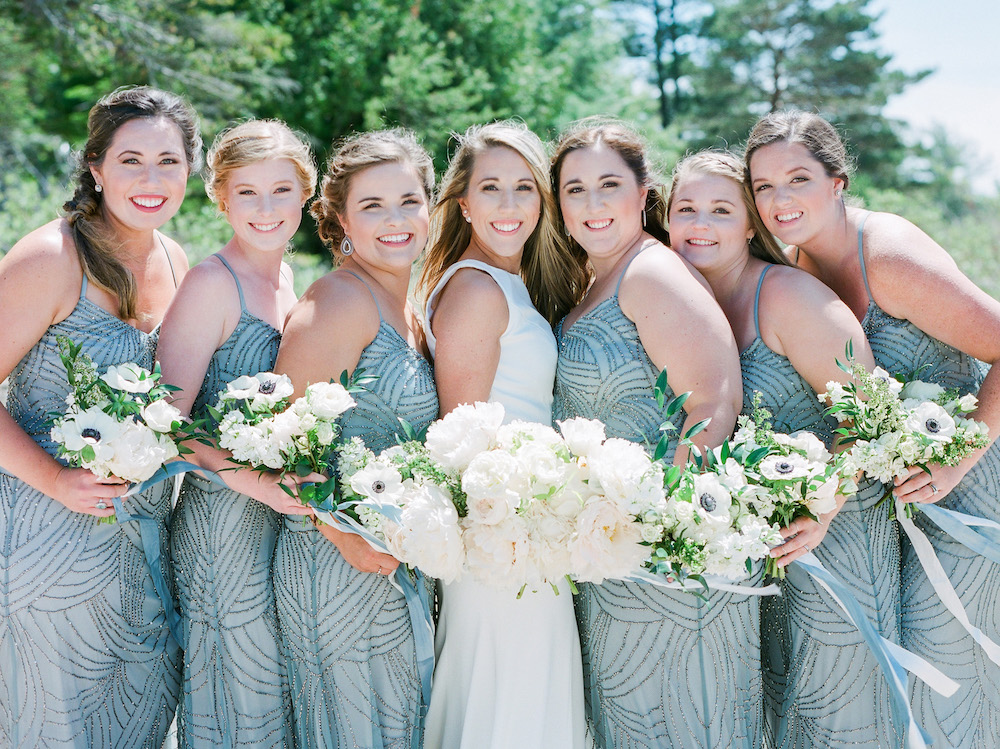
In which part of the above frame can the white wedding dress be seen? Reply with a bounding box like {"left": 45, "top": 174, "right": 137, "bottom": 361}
{"left": 423, "top": 259, "right": 586, "bottom": 749}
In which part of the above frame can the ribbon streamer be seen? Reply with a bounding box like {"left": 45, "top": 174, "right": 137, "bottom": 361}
{"left": 896, "top": 497, "right": 1000, "bottom": 668}
{"left": 113, "top": 461, "right": 225, "bottom": 649}
{"left": 919, "top": 503, "right": 1000, "bottom": 566}
{"left": 623, "top": 567, "right": 781, "bottom": 596}
{"left": 312, "top": 504, "right": 433, "bottom": 749}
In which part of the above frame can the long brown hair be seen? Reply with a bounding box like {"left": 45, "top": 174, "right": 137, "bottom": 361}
{"left": 667, "top": 150, "right": 788, "bottom": 265}
{"left": 63, "top": 86, "right": 202, "bottom": 320}
{"left": 418, "top": 121, "right": 588, "bottom": 325}
{"left": 744, "top": 110, "right": 853, "bottom": 190}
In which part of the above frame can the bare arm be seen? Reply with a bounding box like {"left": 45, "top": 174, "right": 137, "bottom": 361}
{"left": 867, "top": 213, "right": 1000, "bottom": 502}
{"left": 620, "top": 246, "right": 743, "bottom": 464}
{"left": 427, "top": 268, "right": 508, "bottom": 416}
{"left": 274, "top": 270, "right": 395, "bottom": 573}
{"left": 0, "top": 222, "right": 125, "bottom": 517}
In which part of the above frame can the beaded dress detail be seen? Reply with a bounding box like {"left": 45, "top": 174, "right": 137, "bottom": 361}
{"left": 169, "top": 255, "right": 291, "bottom": 747}
{"left": 273, "top": 272, "right": 438, "bottom": 749}
{"left": 741, "top": 264, "right": 901, "bottom": 748}
{"left": 552, "top": 256, "right": 762, "bottom": 749}
{"left": 1, "top": 269, "right": 179, "bottom": 747}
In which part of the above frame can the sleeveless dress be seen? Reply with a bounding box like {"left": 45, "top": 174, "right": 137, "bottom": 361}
{"left": 423, "top": 259, "right": 586, "bottom": 749}
{"left": 552, "top": 256, "right": 762, "bottom": 749}
{"left": 742, "top": 265, "right": 902, "bottom": 748}
{"left": 169, "top": 255, "right": 292, "bottom": 747}
{"left": 272, "top": 270, "right": 439, "bottom": 749}
{"left": 855, "top": 214, "right": 1000, "bottom": 748}
{"left": 0, "top": 262, "right": 180, "bottom": 747}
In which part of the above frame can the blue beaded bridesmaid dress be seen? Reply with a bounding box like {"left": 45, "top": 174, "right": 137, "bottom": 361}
{"left": 856, "top": 213, "right": 1000, "bottom": 748}
{"left": 0, "top": 268, "right": 180, "bottom": 747}
{"left": 742, "top": 265, "right": 901, "bottom": 748}
{"left": 272, "top": 271, "right": 438, "bottom": 749}
{"left": 169, "top": 255, "right": 292, "bottom": 747}
{"left": 552, "top": 255, "right": 762, "bottom": 749}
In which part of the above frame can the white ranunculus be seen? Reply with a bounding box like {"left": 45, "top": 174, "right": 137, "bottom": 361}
{"left": 142, "top": 399, "right": 182, "bottom": 433}
{"left": 900, "top": 380, "right": 946, "bottom": 403}
{"left": 556, "top": 418, "right": 607, "bottom": 457}
{"left": 774, "top": 431, "right": 831, "bottom": 463}
{"left": 425, "top": 401, "right": 505, "bottom": 471}
{"left": 101, "top": 363, "right": 156, "bottom": 394}
{"left": 350, "top": 461, "right": 405, "bottom": 503}
{"left": 759, "top": 453, "right": 811, "bottom": 481}
{"left": 105, "top": 421, "right": 172, "bottom": 482}
{"left": 570, "top": 496, "right": 646, "bottom": 583}
{"left": 904, "top": 402, "right": 957, "bottom": 442}
{"left": 305, "top": 381, "right": 357, "bottom": 419}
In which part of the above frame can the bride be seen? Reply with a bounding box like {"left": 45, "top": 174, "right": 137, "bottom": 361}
{"left": 417, "top": 120, "right": 590, "bottom": 748}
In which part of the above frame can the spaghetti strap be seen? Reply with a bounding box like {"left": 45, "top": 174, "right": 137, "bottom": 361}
{"left": 214, "top": 255, "right": 248, "bottom": 312}
{"left": 857, "top": 212, "right": 874, "bottom": 303}
{"left": 80, "top": 271, "right": 89, "bottom": 300}
{"left": 343, "top": 269, "right": 384, "bottom": 322}
{"left": 613, "top": 248, "right": 645, "bottom": 296}
{"left": 753, "top": 265, "right": 773, "bottom": 340}
{"left": 157, "top": 233, "right": 179, "bottom": 288}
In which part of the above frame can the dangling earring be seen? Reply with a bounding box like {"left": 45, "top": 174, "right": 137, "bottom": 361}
{"left": 340, "top": 236, "right": 354, "bottom": 256}
{"left": 462, "top": 210, "right": 471, "bottom": 224}
{"left": 641, "top": 209, "right": 647, "bottom": 227}
{"left": 95, "top": 183, "right": 103, "bottom": 193}
{"left": 565, "top": 224, "right": 571, "bottom": 237}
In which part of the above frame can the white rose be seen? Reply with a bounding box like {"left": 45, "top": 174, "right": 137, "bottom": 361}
{"left": 100, "top": 363, "right": 156, "bottom": 394}
{"left": 314, "top": 419, "right": 336, "bottom": 447}
{"left": 305, "top": 381, "right": 357, "bottom": 419}
{"left": 556, "top": 418, "right": 607, "bottom": 457}
{"left": 142, "top": 399, "right": 182, "bottom": 433}
{"left": 425, "top": 401, "right": 505, "bottom": 471}
{"left": 904, "top": 402, "right": 957, "bottom": 442}
{"left": 900, "top": 380, "right": 946, "bottom": 403}
{"left": 268, "top": 409, "right": 305, "bottom": 450}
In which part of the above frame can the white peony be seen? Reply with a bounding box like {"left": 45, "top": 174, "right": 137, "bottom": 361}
{"left": 105, "top": 421, "right": 175, "bottom": 482}
{"left": 462, "top": 451, "right": 524, "bottom": 526}
{"left": 101, "top": 363, "right": 156, "bottom": 394}
{"left": 394, "top": 483, "right": 465, "bottom": 583}
{"left": 588, "top": 438, "right": 664, "bottom": 514}
{"left": 305, "top": 381, "right": 357, "bottom": 419}
{"left": 496, "top": 421, "right": 564, "bottom": 451}
{"left": 570, "top": 496, "right": 647, "bottom": 583}
{"left": 900, "top": 380, "right": 946, "bottom": 403}
{"left": 425, "top": 402, "right": 505, "bottom": 471}
{"left": 556, "top": 418, "right": 607, "bottom": 457}
{"left": 142, "top": 399, "right": 182, "bottom": 433}
{"left": 463, "top": 517, "right": 530, "bottom": 588}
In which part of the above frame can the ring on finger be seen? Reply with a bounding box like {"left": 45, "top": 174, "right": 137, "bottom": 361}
{"left": 377, "top": 566, "right": 382, "bottom": 575}
{"left": 96, "top": 500, "right": 108, "bottom": 510}
{"left": 802, "top": 543, "right": 810, "bottom": 553}
{"left": 930, "top": 483, "right": 940, "bottom": 495}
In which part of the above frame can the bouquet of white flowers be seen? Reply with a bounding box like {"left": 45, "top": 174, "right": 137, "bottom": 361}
{"left": 211, "top": 370, "right": 358, "bottom": 505}
{"left": 425, "top": 402, "right": 588, "bottom": 592}
{"left": 721, "top": 396, "right": 856, "bottom": 578}
{"left": 48, "top": 335, "right": 190, "bottom": 523}
{"left": 322, "top": 435, "right": 467, "bottom": 583}
{"left": 823, "top": 348, "right": 990, "bottom": 519}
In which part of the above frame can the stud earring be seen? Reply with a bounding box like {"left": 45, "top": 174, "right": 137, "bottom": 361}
{"left": 95, "top": 184, "right": 103, "bottom": 193}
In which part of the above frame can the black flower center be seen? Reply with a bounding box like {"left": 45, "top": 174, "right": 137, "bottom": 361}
{"left": 925, "top": 418, "right": 941, "bottom": 434}
{"left": 700, "top": 493, "right": 717, "bottom": 512}
{"left": 775, "top": 461, "right": 794, "bottom": 475}
{"left": 82, "top": 428, "right": 101, "bottom": 441}
{"left": 372, "top": 480, "right": 386, "bottom": 494}
{"left": 259, "top": 380, "right": 276, "bottom": 394}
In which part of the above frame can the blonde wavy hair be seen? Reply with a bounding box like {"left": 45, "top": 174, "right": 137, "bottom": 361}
{"left": 417, "top": 121, "right": 588, "bottom": 325}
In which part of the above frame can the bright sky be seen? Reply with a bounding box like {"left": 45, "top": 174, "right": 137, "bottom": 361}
{"left": 874, "top": 0, "right": 1000, "bottom": 194}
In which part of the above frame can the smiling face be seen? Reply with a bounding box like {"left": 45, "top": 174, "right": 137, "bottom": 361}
{"left": 668, "top": 172, "right": 754, "bottom": 275}
{"left": 558, "top": 143, "right": 648, "bottom": 262}
{"left": 748, "top": 140, "right": 845, "bottom": 247}
{"left": 457, "top": 146, "right": 541, "bottom": 263}
{"left": 223, "top": 158, "right": 307, "bottom": 255}
{"left": 339, "top": 160, "right": 430, "bottom": 271}
{"left": 89, "top": 117, "right": 190, "bottom": 233}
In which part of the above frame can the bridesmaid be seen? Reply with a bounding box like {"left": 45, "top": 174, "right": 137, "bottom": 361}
{"left": 0, "top": 86, "right": 199, "bottom": 747}
{"left": 666, "top": 151, "right": 892, "bottom": 748}
{"left": 417, "top": 121, "right": 590, "bottom": 748}
{"left": 746, "top": 110, "right": 1000, "bottom": 748}
{"left": 550, "top": 120, "right": 750, "bottom": 749}
{"left": 272, "top": 129, "right": 438, "bottom": 748}
{"left": 156, "top": 119, "right": 320, "bottom": 747}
